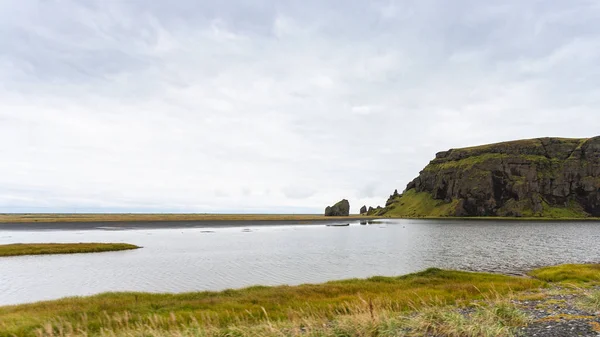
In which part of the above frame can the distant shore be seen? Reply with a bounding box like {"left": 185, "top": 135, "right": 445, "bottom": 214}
{"left": 0, "top": 213, "right": 373, "bottom": 224}
{"left": 1, "top": 213, "right": 599, "bottom": 231}
{"left": 0, "top": 214, "right": 378, "bottom": 231}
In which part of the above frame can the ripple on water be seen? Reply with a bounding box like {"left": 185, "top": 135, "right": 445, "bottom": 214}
{"left": 1, "top": 220, "right": 600, "bottom": 305}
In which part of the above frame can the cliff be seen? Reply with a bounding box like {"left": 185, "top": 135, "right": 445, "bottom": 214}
{"left": 379, "top": 136, "right": 600, "bottom": 218}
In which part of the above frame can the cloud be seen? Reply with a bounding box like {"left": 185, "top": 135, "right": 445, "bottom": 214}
{"left": 1, "top": 0, "right": 600, "bottom": 213}
{"left": 282, "top": 186, "right": 317, "bottom": 200}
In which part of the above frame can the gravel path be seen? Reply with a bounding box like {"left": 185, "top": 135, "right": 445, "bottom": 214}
{"left": 515, "top": 286, "right": 600, "bottom": 337}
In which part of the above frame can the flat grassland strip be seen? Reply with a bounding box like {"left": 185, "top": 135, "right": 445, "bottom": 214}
{"left": 0, "top": 214, "right": 371, "bottom": 223}
{"left": 0, "top": 243, "right": 140, "bottom": 257}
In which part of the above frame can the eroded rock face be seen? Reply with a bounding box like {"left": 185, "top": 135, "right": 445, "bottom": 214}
{"left": 325, "top": 199, "right": 350, "bottom": 216}
{"left": 396, "top": 137, "right": 600, "bottom": 217}
{"left": 360, "top": 205, "right": 367, "bottom": 214}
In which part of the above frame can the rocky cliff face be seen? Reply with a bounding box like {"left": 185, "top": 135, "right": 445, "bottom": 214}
{"left": 381, "top": 137, "right": 600, "bottom": 217}
{"left": 325, "top": 199, "right": 350, "bottom": 216}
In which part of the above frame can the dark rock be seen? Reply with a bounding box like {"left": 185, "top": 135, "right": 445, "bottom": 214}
{"left": 324, "top": 199, "right": 350, "bottom": 216}
{"left": 385, "top": 189, "right": 402, "bottom": 206}
{"left": 382, "top": 137, "right": 600, "bottom": 217}
{"left": 360, "top": 205, "right": 367, "bottom": 215}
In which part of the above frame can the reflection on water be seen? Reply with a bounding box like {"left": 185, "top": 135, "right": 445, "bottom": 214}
{"left": 1, "top": 219, "right": 600, "bottom": 305}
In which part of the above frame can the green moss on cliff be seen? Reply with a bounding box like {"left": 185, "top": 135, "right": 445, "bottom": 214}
{"left": 496, "top": 199, "right": 537, "bottom": 217}
{"left": 541, "top": 200, "right": 589, "bottom": 218}
{"left": 383, "top": 194, "right": 590, "bottom": 218}
{"left": 457, "top": 137, "right": 584, "bottom": 156}
{"left": 381, "top": 136, "right": 600, "bottom": 218}
{"left": 424, "top": 153, "right": 508, "bottom": 171}
{"left": 382, "top": 189, "right": 458, "bottom": 217}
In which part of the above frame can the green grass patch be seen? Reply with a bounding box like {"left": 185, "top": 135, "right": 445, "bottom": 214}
{"left": 528, "top": 264, "right": 600, "bottom": 283}
{"left": 0, "top": 243, "right": 140, "bottom": 257}
{"left": 540, "top": 200, "right": 589, "bottom": 218}
{"left": 382, "top": 189, "right": 458, "bottom": 217}
{"left": 0, "top": 268, "right": 541, "bottom": 337}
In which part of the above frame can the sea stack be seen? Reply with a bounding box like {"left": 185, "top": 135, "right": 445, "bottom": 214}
{"left": 325, "top": 199, "right": 350, "bottom": 216}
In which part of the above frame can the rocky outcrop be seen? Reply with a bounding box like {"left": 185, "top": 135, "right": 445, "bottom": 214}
{"left": 360, "top": 205, "right": 367, "bottom": 215}
{"left": 367, "top": 206, "right": 383, "bottom": 216}
{"left": 325, "top": 199, "right": 350, "bottom": 216}
{"left": 385, "top": 190, "right": 401, "bottom": 206}
{"left": 382, "top": 137, "right": 600, "bottom": 217}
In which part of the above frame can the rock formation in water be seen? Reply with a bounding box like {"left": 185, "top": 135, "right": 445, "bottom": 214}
{"left": 378, "top": 137, "right": 600, "bottom": 218}
{"left": 360, "top": 205, "right": 367, "bottom": 215}
{"left": 325, "top": 199, "right": 350, "bottom": 216}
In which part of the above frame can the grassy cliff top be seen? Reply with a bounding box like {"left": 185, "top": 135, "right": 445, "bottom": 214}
{"left": 434, "top": 137, "right": 590, "bottom": 163}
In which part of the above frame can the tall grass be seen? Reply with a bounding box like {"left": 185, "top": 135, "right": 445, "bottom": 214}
{"left": 0, "top": 268, "right": 540, "bottom": 337}
{"left": 30, "top": 297, "right": 529, "bottom": 337}
{"left": 578, "top": 290, "right": 600, "bottom": 312}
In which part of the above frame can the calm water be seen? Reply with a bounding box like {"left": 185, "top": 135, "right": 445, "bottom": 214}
{"left": 1, "top": 219, "right": 600, "bottom": 306}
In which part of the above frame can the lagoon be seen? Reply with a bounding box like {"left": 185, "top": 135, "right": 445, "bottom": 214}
{"left": 1, "top": 219, "right": 599, "bottom": 305}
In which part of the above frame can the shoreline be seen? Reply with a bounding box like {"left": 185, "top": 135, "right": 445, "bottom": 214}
{"left": 0, "top": 219, "right": 368, "bottom": 231}
{"left": 0, "top": 213, "right": 375, "bottom": 224}
{"left": 0, "top": 216, "right": 599, "bottom": 231}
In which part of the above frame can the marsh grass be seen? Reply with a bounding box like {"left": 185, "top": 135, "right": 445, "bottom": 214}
{"left": 0, "top": 268, "right": 540, "bottom": 337}
{"left": 25, "top": 297, "right": 529, "bottom": 337}
{"left": 0, "top": 243, "right": 140, "bottom": 257}
{"left": 577, "top": 290, "right": 600, "bottom": 312}
{"left": 528, "top": 264, "right": 600, "bottom": 283}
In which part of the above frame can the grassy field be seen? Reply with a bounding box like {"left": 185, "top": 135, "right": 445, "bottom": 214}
{"left": 1, "top": 264, "right": 598, "bottom": 336}
{"left": 1, "top": 264, "right": 578, "bottom": 337}
{"left": 0, "top": 213, "right": 372, "bottom": 224}
{"left": 0, "top": 243, "right": 140, "bottom": 257}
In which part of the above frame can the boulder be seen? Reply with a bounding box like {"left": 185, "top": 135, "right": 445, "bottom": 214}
{"left": 324, "top": 199, "right": 350, "bottom": 216}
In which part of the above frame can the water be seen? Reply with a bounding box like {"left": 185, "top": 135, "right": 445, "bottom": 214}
{"left": 1, "top": 219, "right": 600, "bottom": 306}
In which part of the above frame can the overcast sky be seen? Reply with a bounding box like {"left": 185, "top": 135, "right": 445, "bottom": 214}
{"left": 1, "top": 0, "right": 600, "bottom": 213}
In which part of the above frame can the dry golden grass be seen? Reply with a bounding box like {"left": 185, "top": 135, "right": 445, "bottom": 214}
{"left": 0, "top": 268, "right": 541, "bottom": 337}
{"left": 12, "top": 297, "right": 530, "bottom": 337}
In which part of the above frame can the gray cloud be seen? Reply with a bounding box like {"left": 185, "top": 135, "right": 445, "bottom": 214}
{"left": 1, "top": 0, "right": 600, "bottom": 213}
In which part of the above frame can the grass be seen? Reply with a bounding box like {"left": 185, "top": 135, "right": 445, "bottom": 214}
{"left": 446, "top": 137, "right": 586, "bottom": 157}
{"left": 0, "top": 214, "right": 373, "bottom": 224}
{"left": 578, "top": 290, "right": 600, "bottom": 312}
{"left": 380, "top": 189, "right": 458, "bottom": 218}
{"left": 528, "top": 264, "right": 600, "bottom": 283}
{"left": 18, "top": 299, "right": 531, "bottom": 337}
{"left": 0, "top": 243, "right": 141, "bottom": 257}
{"left": 0, "top": 268, "right": 541, "bottom": 337}
{"left": 380, "top": 189, "right": 594, "bottom": 219}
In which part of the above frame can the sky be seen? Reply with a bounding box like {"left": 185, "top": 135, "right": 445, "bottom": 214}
{"left": 1, "top": 0, "right": 600, "bottom": 214}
